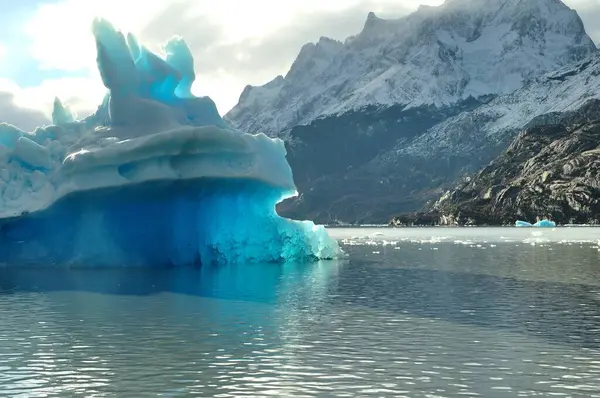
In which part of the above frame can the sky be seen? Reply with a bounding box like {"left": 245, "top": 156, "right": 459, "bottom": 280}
{"left": 0, "top": 0, "right": 599, "bottom": 131}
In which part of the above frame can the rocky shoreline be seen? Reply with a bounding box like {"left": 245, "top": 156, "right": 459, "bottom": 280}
{"left": 390, "top": 100, "right": 600, "bottom": 227}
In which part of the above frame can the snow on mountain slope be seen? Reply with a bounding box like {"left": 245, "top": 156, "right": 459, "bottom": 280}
{"left": 226, "top": 0, "right": 595, "bottom": 137}
{"left": 395, "top": 52, "right": 600, "bottom": 158}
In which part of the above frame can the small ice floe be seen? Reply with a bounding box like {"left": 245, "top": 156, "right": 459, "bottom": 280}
{"left": 515, "top": 219, "right": 556, "bottom": 228}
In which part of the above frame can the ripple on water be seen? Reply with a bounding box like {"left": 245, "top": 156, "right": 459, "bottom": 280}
{"left": 1, "top": 234, "right": 600, "bottom": 396}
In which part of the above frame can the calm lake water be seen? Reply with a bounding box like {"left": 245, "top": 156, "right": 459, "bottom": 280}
{"left": 2, "top": 227, "right": 600, "bottom": 397}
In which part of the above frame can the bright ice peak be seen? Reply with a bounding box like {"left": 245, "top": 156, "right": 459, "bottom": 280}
{"left": 52, "top": 97, "right": 75, "bottom": 125}
{"left": 0, "top": 19, "right": 342, "bottom": 266}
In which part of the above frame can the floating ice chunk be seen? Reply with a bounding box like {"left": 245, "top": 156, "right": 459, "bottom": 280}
{"left": 515, "top": 219, "right": 556, "bottom": 228}
{"left": 0, "top": 19, "right": 342, "bottom": 266}
{"left": 515, "top": 220, "right": 533, "bottom": 227}
{"left": 534, "top": 220, "right": 556, "bottom": 228}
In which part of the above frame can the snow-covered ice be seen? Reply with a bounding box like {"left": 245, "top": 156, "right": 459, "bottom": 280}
{"left": 0, "top": 19, "right": 341, "bottom": 267}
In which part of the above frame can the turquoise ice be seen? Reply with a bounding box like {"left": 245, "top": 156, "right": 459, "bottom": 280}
{"left": 0, "top": 19, "right": 341, "bottom": 266}
{"left": 515, "top": 220, "right": 556, "bottom": 228}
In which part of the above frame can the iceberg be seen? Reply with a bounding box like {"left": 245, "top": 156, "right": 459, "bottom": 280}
{"left": 0, "top": 19, "right": 342, "bottom": 267}
{"left": 515, "top": 219, "right": 556, "bottom": 228}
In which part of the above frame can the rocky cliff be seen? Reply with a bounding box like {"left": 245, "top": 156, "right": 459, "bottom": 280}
{"left": 404, "top": 100, "right": 600, "bottom": 226}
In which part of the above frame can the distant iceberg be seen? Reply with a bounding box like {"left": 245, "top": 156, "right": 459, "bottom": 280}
{"left": 515, "top": 220, "right": 556, "bottom": 228}
{"left": 0, "top": 19, "right": 341, "bottom": 267}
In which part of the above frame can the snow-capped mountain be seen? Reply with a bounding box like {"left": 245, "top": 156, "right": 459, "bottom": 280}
{"left": 224, "top": 0, "right": 599, "bottom": 224}
{"left": 278, "top": 53, "right": 600, "bottom": 224}
{"left": 226, "top": 0, "right": 595, "bottom": 137}
{"left": 393, "top": 54, "right": 600, "bottom": 160}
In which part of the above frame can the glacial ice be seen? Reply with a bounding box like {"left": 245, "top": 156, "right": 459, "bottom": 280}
{"left": 515, "top": 220, "right": 556, "bottom": 228}
{"left": 0, "top": 18, "right": 341, "bottom": 267}
{"left": 52, "top": 97, "right": 76, "bottom": 125}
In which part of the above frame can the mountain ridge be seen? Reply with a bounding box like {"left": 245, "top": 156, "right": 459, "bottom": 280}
{"left": 225, "top": 0, "right": 594, "bottom": 138}
{"left": 226, "top": 0, "right": 599, "bottom": 224}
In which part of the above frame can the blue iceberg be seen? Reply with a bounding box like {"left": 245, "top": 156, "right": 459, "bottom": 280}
{"left": 0, "top": 19, "right": 341, "bottom": 267}
{"left": 515, "top": 219, "right": 556, "bottom": 228}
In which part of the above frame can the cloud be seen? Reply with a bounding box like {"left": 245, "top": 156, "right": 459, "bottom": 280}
{"left": 566, "top": 0, "right": 600, "bottom": 43}
{"left": 137, "top": 0, "right": 600, "bottom": 112}
{"left": 137, "top": 0, "right": 419, "bottom": 112}
{"left": 1, "top": 0, "right": 598, "bottom": 132}
{"left": 18, "top": 0, "right": 429, "bottom": 115}
{"left": 0, "top": 92, "right": 50, "bottom": 133}
{"left": 0, "top": 0, "right": 168, "bottom": 131}
{"left": 24, "top": 0, "right": 169, "bottom": 72}
{"left": 0, "top": 77, "right": 104, "bottom": 131}
{"left": 192, "top": 2, "right": 413, "bottom": 76}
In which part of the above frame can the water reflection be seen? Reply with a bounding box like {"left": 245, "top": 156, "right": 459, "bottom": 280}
{"left": 0, "top": 261, "right": 344, "bottom": 397}
{"left": 0, "top": 260, "right": 342, "bottom": 302}
{"left": 1, "top": 240, "right": 600, "bottom": 397}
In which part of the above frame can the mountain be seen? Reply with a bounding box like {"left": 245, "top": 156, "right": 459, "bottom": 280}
{"left": 416, "top": 99, "right": 600, "bottom": 226}
{"left": 227, "top": 0, "right": 594, "bottom": 137}
{"left": 225, "top": 0, "right": 598, "bottom": 224}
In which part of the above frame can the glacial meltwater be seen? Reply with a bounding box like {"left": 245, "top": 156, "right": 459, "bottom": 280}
{"left": 2, "top": 227, "right": 600, "bottom": 397}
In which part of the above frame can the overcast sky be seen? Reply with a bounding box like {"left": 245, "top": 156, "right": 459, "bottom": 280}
{"left": 0, "top": 0, "right": 598, "bottom": 131}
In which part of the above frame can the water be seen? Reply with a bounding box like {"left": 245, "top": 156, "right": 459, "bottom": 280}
{"left": 1, "top": 227, "right": 600, "bottom": 397}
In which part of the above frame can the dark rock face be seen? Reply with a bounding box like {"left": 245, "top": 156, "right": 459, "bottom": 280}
{"left": 275, "top": 99, "right": 497, "bottom": 224}
{"left": 421, "top": 100, "right": 600, "bottom": 226}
